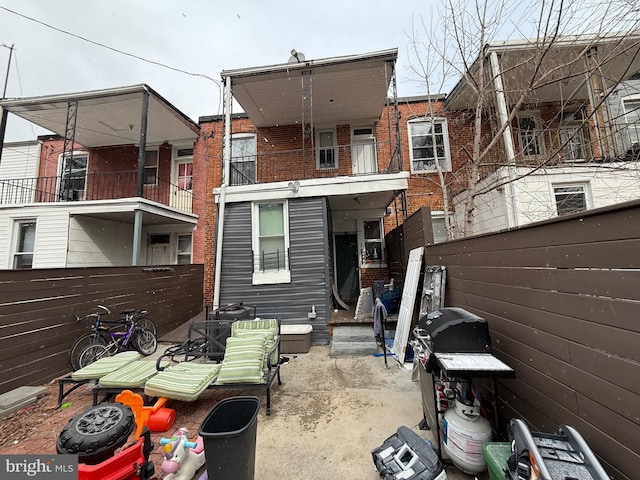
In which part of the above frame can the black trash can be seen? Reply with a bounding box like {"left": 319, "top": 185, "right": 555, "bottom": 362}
{"left": 199, "top": 396, "right": 261, "bottom": 480}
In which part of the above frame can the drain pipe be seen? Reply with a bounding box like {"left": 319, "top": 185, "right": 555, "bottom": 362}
{"left": 212, "top": 75, "right": 232, "bottom": 310}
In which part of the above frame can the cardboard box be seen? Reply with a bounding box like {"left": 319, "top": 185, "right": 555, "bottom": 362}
{"left": 280, "top": 324, "right": 313, "bottom": 354}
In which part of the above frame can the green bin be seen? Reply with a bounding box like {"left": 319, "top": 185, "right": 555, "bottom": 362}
{"left": 482, "top": 442, "right": 511, "bottom": 480}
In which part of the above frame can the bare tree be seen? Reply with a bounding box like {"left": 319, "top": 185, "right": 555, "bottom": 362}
{"left": 407, "top": 0, "right": 640, "bottom": 237}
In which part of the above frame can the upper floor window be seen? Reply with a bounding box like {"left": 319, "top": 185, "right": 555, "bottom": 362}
{"left": 317, "top": 129, "right": 338, "bottom": 170}
{"left": 230, "top": 134, "right": 256, "bottom": 186}
{"left": 59, "top": 152, "right": 88, "bottom": 201}
{"left": 12, "top": 220, "right": 36, "bottom": 269}
{"left": 517, "top": 113, "right": 545, "bottom": 157}
{"left": 554, "top": 184, "right": 588, "bottom": 216}
{"left": 623, "top": 98, "right": 640, "bottom": 154}
{"left": 408, "top": 118, "right": 451, "bottom": 173}
{"left": 144, "top": 150, "right": 158, "bottom": 185}
{"left": 252, "top": 201, "right": 291, "bottom": 284}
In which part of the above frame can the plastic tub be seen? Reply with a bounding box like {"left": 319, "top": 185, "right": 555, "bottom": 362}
{"left": 482, "top": 442, "right": 510, "bottom": 480}
{"left": 199, "top": 396, "right": 261, "bottom": 480}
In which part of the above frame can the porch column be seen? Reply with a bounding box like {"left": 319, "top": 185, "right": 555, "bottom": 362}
{"left": 213, "top": 75, "right": 232, "bottom": 309}
{"left": 584, "top": 47, "right": 617, "bottom": 158}
{"left": 0, "top": 107, "right": 7, "bottom": 162}
{"left": 489, "top": 51, "right": 518, "bottom": 228}
{"left": 132, "top": 88, "right": 149, "bottom": 266}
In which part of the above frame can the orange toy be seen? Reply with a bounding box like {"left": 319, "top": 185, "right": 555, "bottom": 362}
{"left": 115, "top": 390, "right": 176, "bottom": 439}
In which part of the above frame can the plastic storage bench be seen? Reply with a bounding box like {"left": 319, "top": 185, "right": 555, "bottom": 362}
{"left": 280, "top": 324, "right": 312, "bottom": 353}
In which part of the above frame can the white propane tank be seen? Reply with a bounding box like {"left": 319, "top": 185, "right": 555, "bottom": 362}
{"left": 441, "top": 397, "right": 492, "bottom": 475}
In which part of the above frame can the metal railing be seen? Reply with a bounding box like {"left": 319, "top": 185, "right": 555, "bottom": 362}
{"left": 252, "top": 249, "right": 290, "bottom": 273}
{"left": 229, "top": 140, "right": 399, "bottom": 186}
{"left": 0, "top": 170, "right": 195, "bottom": 213}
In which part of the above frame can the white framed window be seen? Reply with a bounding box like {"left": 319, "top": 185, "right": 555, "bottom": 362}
{"left": 408, "top": 118, "right": 451, "bottom": 172}
{"left": 361, "top": 218, "right": 385, "bottom": 267}
{"left": 177, "top": 234, "right": 192, "bottom": 265}
{"left": 230, "top": 134, "right": 257, "bottom": 186}
{"left": 553, "top": 184, "right": 588, "bottom": 216}
{"left": 12, "top": 219, "right": 36, "bottom": 269}
{"left": 58, "top": 152, "right": 88, "bottom": 201}
{"left": 623, "top": 98, "right": 640, "bottom": 153}
{"left": 317, "top": 129, "right": 338, "bottom": 170}
{"left": 144, "top": 150, "right": 158, "bottom": 185}
{"left": 251, "top": 201, "right": 291, "bottom": 284}
{"left": 517, "top": 112, "right": 545, "bottom": 157}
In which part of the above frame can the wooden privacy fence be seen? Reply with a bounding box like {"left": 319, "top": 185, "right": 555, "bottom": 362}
{"left": 412, "top": 200, "right": 640, "bottom": 480}
{"left": 0, "top": 264, "right": 204, "bottom": 395}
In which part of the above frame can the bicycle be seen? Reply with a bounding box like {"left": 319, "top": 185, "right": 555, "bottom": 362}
{"left": 68, "top": 305, "right": 158, "bottom": 370}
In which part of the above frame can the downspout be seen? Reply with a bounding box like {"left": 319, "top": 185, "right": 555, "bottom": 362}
{"left": 212, "top": 75, "right": 232, "bottom": 309}
{"left": 489, "top": 50, "right": 518, "bottom": 228}
{"left": 0, "top": 44, "right": 12, "bottom": 163}
{"left": 132, "top": 88, "right": 149, "bottom": 265}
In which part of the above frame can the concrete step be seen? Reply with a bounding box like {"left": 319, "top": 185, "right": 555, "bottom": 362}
{"left": 0, "top": 386, "right": 48, "bottom": 419}
{"left": 330, "top": 325, "right": 378, "bottom": 357}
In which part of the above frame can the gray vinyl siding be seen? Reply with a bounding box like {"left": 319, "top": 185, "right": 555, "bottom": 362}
{"left": 219, "top": 198, "right": 331, "bottom": 344}
{"left": 610, "top": 79, "right": 640, "bottom": 156}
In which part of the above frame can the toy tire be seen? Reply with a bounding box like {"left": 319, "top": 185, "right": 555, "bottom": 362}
{"left": 56, "top": 403, "right": 135, "bottom": 465}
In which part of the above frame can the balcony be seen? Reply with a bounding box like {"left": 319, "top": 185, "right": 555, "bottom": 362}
{"left": 0, "top": 170, "right": 194, "bottom": 213}
{"left": 229, "top": 140, "right": 400, "bottom": 186}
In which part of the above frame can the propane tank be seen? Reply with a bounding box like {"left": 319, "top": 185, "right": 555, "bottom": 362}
{"left": 441, "top": 397, "right": 492, "bottom": 475}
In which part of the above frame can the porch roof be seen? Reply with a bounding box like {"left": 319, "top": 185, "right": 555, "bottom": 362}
{"left": 220, "top": 48, "right": 398, "bottom": 127}
{"left": 0, "top": 84, "right": 200, "bottom": 147}
{"left": 446, "top": 32, "right": 640, "bottom": 110}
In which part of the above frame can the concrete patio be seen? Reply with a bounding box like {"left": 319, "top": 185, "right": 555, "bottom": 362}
{"left": 0, "top": 344, "right": 485, "bottom": 479}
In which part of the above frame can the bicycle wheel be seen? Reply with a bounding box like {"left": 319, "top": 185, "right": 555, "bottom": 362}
{"left": 68, "top": 333, "right": 108, "bottom": 371}
{"left": 78, "top": 344, "right": 110, "bottom": 369}
{"left": 133, "top": 328, "right": 157, "bottom": 356}
{"left": 136, "top": 317, "right": 157, "bottom": 336}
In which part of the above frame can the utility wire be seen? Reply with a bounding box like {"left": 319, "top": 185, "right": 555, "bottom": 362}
{"left": 0, "top": 5, "right": 221, "bottom": 86}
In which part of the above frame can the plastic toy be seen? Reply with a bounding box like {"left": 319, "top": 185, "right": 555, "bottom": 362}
{"left": 77, "top": 427, "right": 155, "bottom": 480}
{"left": 160, "top": 428, "right": 207, "bottom": 480}
{"left": 116, "top": 390, "right": 176, "bottom": 438}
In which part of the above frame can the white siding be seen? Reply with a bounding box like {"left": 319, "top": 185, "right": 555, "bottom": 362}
{"left": 0, "top": 207, "right": 69, "bottom": 269}
{"left": 456, "top": 163, "right": 640, "bottom": 236}
{"left": 0, "top": 141, "right": 40, "bottom": 179}
{"left": 67, "top": 216, "right": 134, "bottom": 267}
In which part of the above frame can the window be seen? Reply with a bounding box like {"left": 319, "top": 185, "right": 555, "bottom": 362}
{"left": 517, "top": 113, "right": 545, "bottom": 157}
{"left": 177, "top": 234, "right": 192, "bottom": 264}
{"left": 317, "top": 129, "right": 338, "bottom": 169}
{"left": 554, "top": 184, "right": 587, "bottom": 216}
{"left": 144, "top": 150, "right": 158, "bottom": 185}
{"left": 59, "top": 153, "right": 88, "bottom": 201}
{"left": 408, "top": 118, "right": 451, "bottom": 172}
{"left": 252, "top": 201, "right": 290, "bottom": 284}
{"left": 623, "top": 99, "right": 640, "bottom": 154}
{"left": 361, "top": 219, "right": 384, "bottom": 266}
{"left": 559, "top": 110, "right": 590, "bottom": 162}
{"left": 230, "top": 134, "right": 256, "bottom": 186}
{"left": 12, "top": 220, "right": 36, "bottom": 269}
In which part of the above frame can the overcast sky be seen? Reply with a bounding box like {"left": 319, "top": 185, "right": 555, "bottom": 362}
{"left": 0, "top": 0, "right": 444, "bottom": 142}
{"left": 1, "top": 1, "right": 634, "bottom": 142}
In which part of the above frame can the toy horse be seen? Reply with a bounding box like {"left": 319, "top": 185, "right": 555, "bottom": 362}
{"left": 159, "top": 428, "right": 206, "bottom": 480}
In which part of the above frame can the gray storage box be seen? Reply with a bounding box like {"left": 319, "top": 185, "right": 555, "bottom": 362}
{"left": 280, "top": 324, "right": 312, "bottom": 353}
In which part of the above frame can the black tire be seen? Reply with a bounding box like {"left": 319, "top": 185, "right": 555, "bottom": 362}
{"left": 133, "top": 328, "right": 157, "bottom": 355}
{"left": 68, "top": 333, "right": 108, "bottom": 371}
{"left": 136, "top": 317, "right": 157, "bottom": 336}
{"left": 56, "top": 403, "right": 135, "bottom": 465}
{"left": 78, "top": 344, "right": 110, "bottom": 369}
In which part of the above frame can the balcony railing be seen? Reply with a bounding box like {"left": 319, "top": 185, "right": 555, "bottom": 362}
{"left": 0, "top": 170, "right": 194, "bottom": 214}
{"left": 229, "top": 140, "right": 400, "bottom": 186}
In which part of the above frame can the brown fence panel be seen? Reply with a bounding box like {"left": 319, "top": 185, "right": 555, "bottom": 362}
{"left": 0, "top": 265, "right": 204, "bottom": 395}
{"left": 417, "top": 200, "right": 640, "bottom": 480}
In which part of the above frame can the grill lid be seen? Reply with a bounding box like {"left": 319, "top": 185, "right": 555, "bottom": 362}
{"left": 415, "top": 307, "right": 492, "bottom": 353}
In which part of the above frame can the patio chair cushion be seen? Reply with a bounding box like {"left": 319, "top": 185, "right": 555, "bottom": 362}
{"left": 71, "top": 351, "right": 142, "bottom": 381}
{"left": 215, "top": 335, "right": 267, "bottom": 384}
{"left": 231, "top": 318, "right": 278, "bottom": 336}
{"left": 233, "top": 329, "right": 277, "bottom": 368}
{"left": 98, "top": 359, "right": 168, "bottom": 389}
{"left": 144, "top": 362, "right": 221, "bottom": 402}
